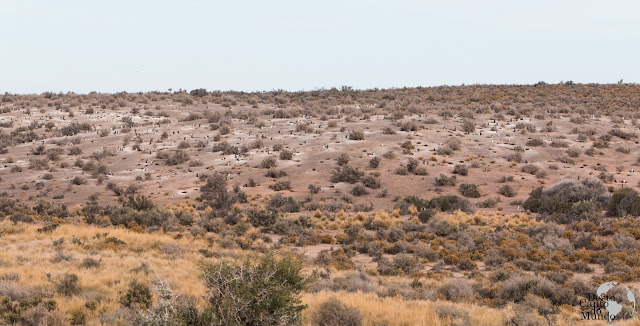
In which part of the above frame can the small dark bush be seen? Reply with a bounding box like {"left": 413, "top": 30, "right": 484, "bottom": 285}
{"left": 498, "top": 185, "right": 516, "bottom": 197}
{"left": 526, "top": 138, "right": 545, "bottom": 147}
{"left": 54, "top": 273, "right": 81, "bottom": 296}
{"left": 348, "top": 130, "right": 364, "bottom": 140}
{"left": 369, "top": 156, "right": 381, "bottom": 168}
{"left": 331, "top": 165, "right": 364, "bottom": 184}
{"left": 269, "top": 180, "right": 292, "bottom": 191}
{"left": 350, "top": 185, "right": 369, "bottom": 196}
{"left": 280, "top": 149, "right": 293, "bottom": 160}
{"left": 166, "top": 150, "right": 190, "bottom": 165}
{"left": 459, "top": 183, "right": 481, "bottom": 198}
{"left": 361, "top": 175, "right": 381, "bottom": 189}
{"left": 435, "top": 174, "right": 456, "bottom": 186}
{"left": 119, "top": 279, "right": 153, "bottom": 309}
{"left": 452, "top": 164, "right": 468, "bottom": 176}
{"left": 260, "top": 156, "right": 277, "bottom": 169}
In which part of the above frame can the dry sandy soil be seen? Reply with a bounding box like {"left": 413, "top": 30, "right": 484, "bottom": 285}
{"left": 1, "top": 84, "right": 639, "bottom": 214}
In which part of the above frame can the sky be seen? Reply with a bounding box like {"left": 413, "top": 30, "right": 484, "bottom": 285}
{"left": 1, "top": 0, "right": 639, "bottom": 94}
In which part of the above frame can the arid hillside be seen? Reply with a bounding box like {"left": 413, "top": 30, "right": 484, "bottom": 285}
{"left": 1, "top": 84, "right": 640, "bottom": 325}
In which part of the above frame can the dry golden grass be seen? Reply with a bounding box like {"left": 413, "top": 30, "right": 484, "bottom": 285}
{"left": 0, "top": 221, "right": 213, "bottom": 325}
{"left": 3, "top": 220, "right": 640, "bottom": 325}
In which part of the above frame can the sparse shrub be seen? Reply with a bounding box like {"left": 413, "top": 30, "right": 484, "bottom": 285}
{"left": 54, "top": 273, "right": 80, "bottom": 296}
{"left": 521, "top": 164, "right": 539, "bottom": 175}
{"left": 369, "top": 156, "right": 381, "bottom": 168}
{"left": 308, "top": 184, "right": 321, "bottom": 194}
{"left": 70, "top": 176, "right": 86, "bottom": 185}
{"left": 247, "top": 209, "right": 278, "bottom": 227}
{"left": 80, "top": 257, "right": 101, "bottom": 269}
{"left": 361, "top": 175, "right": 381, "bottom": 189}
{"left": 459, "top": 183, "right": 481, "bottom": 198}
{"left": 435, "top": 174, "right": 456, "bottom": 186}
{"left": 607, "top": 188, "right": 640, "bottom": 217}
{"left": 506, "top": 152, "right": 522, "bottom": 163}
{"left": 478, "top": 197, "right": 500, "bottom": 208}
{"left": 498, "top": 185, "right": 516, "bottom": 197}
{"left": 453, "top": 164, "right": 468, "bottom": 176}
{"left": 165, "top": 150, "right": 190, "bottom": 165}
{"left": 331, "top": 165, "right": 364, "bottom": 184}
{"left": 350, "top": 185, "right": 368, "bottom": 196}
{"left": 280, "top": 149, "right": 293, "bottom": 160}
{"left": 312, "top": 299, "right": 363, "bottom": 326}
{"left": 438, "top": 279, "right": 474, "bottom": 302}
{"left": 526, "top": 138, "right": 545, "bottom": 147}
{"left": 201, "top": 172, "right": 233, "bottom": 210}
{"left": 336, "top": 153, "right": 350, "bottom": 166}
{"left": 68, "top": 147, "right": 82, "bottom": 155}
{"left": 260, "top": 156, "right": 277, "bottom": 169}
{"left": 348, "top": 130, "right": 364, "bottom": 140}
{"left": 462, "top": 119, "right": 475, "bottom": 133}
{"left": 400, "top": 121, "right": 418, "bottom": 132}
{"left": 315, "top": 249, "right": 354, "bottom": 270}
{"left": 265, "top": 169, "right": 287, "bottom": 178}
{"left": 269, "top": 180, "right": 292, "bottom": 191}
{"left": 120, "top": 279, "right": 153, "bottom": 309}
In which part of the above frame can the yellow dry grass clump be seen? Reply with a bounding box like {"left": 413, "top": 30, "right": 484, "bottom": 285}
{"left": 0, "top": 221, "right": 211, "bottom": 324}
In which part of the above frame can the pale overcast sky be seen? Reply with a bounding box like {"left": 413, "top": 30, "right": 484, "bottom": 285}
{"left": 1, "top": 0, "right": 638, "bottom": 93}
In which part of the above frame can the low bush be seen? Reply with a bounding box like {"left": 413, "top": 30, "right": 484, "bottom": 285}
{"left": 435, "top": 174, "right": 457, "bottom": 187}
{"left": 452, "top": 164, "right": 468, "bottom": 176}
{"left": 312, "top": 299, "right": 363, "bottom": 326}
{"left": 331, "top": 165, "right": 364, "bottom": 184}
{"left": 498, "top": 185, "right": 516, "bottom": 197}
{"left": 120, "top": 279, "right": 153, "bottom": 309}
{"left": 459, "top": 183, "right": 481, "bottom": 198}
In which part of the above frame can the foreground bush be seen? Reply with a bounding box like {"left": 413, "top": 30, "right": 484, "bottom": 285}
{"left": 202, "top": 254, "right": 307, "bottom": 326}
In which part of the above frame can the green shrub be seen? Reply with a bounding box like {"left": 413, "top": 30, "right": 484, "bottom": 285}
{"left": 201, "top": 173, "right": 232, "bottom": 210}
{"left": 247, "top": 209, "right": 278, "bottom": 227}
{"left": 607, "top": 188, "right": 640, "bottom": 217}
{"left": 459, "top": 183, "right": 481, "bottom": 198}
{"left": 120, "top": 279, "right": 153, "bottom": 309}
{"left": 418, "top": 209, "right": 435, "bottom": 223}
{"left": 361, "top": 175, "right": 381, "bottom": 189}
{"left": 523, "top": 179, "right": 609, "bottom": 222}
{"left": 428, "top": 195, "right": 473, "bottom": 213}
{"left": 202, "top": 254, "right": 306, "bottom": 325}
{"left": 331, "top": 165, "right": 364, "bottom": 184}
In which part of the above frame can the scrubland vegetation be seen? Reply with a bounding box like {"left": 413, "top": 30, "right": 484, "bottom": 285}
{"left": 1, "top": 84, "right": 640, "bottom": 325}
